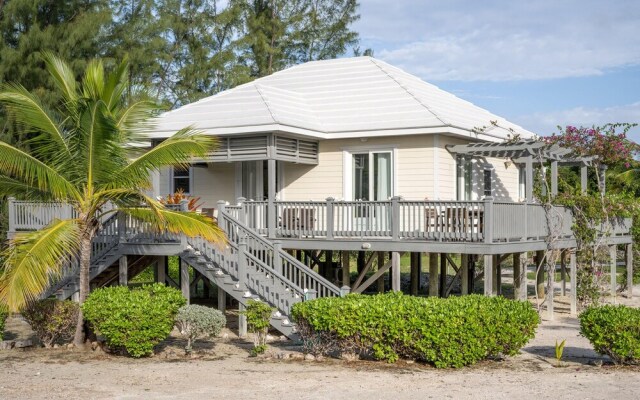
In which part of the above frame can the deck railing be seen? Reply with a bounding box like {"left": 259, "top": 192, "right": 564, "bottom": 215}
{"left": 229, "top": 197, "right": 606, "bottom": 244}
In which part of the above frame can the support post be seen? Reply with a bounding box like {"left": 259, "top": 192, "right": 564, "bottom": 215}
{"left": 610, "top": 245, "right": 617, "bottom": 303}
{"left": 391, "top": 251, "right": 401, "bottom": 292}
{"left": 267, "top": 159, "right": 277, "bottom": 238}
{"left": 439, "top": 253, "right": 447, "bottom": 297}
{"left": 377, "top": 252, "right": 385, "bottom": 293}
{"left": 536, "top": 250, "right": 545, "bottom": 299}
{"left": 216, "top": 200, "right": 227, "bottom": 232}
{"left": 156, "top": 256, "right": 167, "bottom": 285}
{"left": 483, "top": 196, "right": 494, "bottom": 244}
{"left": 238, "top": 303, "right": 247, "bottom": 338}
{"left": 513, "top": 253, "right": 524, "bottom": 300}
{"left": 550, "top": 160, "right": 558, "bottom": 197}
{"left": 570, "top": 250, "right": 577, "bottom": 315}
{"left": 324, "top": 250, "right": 333, "bottom": 279}
{"left": 410, "top": 253, "right": 421, "bottom": 295}
{"left": 560, "top": 250, "right": 567, "bottom": 296}
{"left": 429, "top": 253, "right": 439, "bottom": 296}
{"left": 119, "top": 256, "right": 128, "bottom": 286}
{"left": 217, "top": 286, "right": 226, "bottom": 312}
{"left": 342, "top": 251, "right": 351, "bottom": 287}
{"left": 547, "top": 254, "right": 554, "bottom": 320}
{"left": 525, "top": 155, "right": 534, "bottom": 202}
{"left": 581, "top": 165, "right": 588, "bottom": 194}
{"left": 627, "top": 244, "right": 634, "bottom": 298}
{"left": 492, "top": 254, "right": 500, "bottom": 296}
{"left": 180, "top": 258, "right": 190, "bottom": 304}
{"left": 483, "top": 254, "right": 493, "bottom": 296}
{"left": 460, "top": 254, "right": 469, "bottom": 295}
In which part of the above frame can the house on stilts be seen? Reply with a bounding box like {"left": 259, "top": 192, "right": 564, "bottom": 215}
{"left": 7, "top": 57, "right": 633, "bottom": 337}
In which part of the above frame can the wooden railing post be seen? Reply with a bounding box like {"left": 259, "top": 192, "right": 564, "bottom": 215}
{"left": 326, "top": 197, "right": 335, "bottom": 239}
{"left": 179, "top": 199, "right": 189, "bottom": 212}
{"left": 391, "top": 196, "right": 401, "bottom": 241}
{"left": 483, "top": 196, "right": 494, "bottom": 244}
{"left": 273, "top": 240, "right": 283, "bottom": 275}
{"left": 7, "top": 197, "right": 15, "bottom": 237}
{"left": 217, "top": 200, "right": 227, "bottom": 233}
{"left": 339, "top": 285, "right": 351, "bottom": 297}
{"left": 237, "top": 197, "right": 246, "bottom": 224}
{"left": 237, "top": 235, "right": 248, "bottom": 291}
{"left": 117, "top": 211, "right": 127, "bottom": 243}
{"left": 305, "top": 289, "right": 317, "bottom": 301}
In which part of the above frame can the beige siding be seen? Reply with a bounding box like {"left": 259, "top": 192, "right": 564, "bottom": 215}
{"left": 284, "top": 135, "right": 437, "bottom": 201}
{"left": 283, "top": 133, "right": 521, "bottom": 202}
{"left": 159, "top": 163, "right": 236, "bottom": 208}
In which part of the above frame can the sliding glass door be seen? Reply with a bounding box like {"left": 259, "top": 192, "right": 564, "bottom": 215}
{"left": 352, "top": 151, "right": 392, "bottom": 201}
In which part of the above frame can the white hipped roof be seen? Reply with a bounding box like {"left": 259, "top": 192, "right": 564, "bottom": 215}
{"left": 150, "top": 57, "right": 536, "bottom": 142}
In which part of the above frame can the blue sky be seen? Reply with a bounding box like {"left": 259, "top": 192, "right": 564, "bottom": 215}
{"left": 353, "top": 0, "right": 640, "bottom": 142}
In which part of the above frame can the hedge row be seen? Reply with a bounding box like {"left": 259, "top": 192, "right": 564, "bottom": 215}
{"left": 292, "top": 292, "right": 539, "bottom": 368}
{"left": 580, "top": 305, "right": 640, "bottom": 365}
{"left": 0, "top": 305, "right": 7, "bottom": 341}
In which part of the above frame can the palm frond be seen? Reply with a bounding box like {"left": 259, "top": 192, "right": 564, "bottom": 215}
{"left": 0, "top": 83, "right": 70, "bottom": 155}
{"left": 116, "top": 99, "right": 156, "bottom": 132}
{"left": 42, "top": 52, "right": 78, "bottom": 104}
{"left": 0, "top": 142, "right": 80, "bottom": 201}
{"left": 120, "top": 207, "right": 227, "bottom": 245}
{"left": 0, "top": 176, "right": 53, "bottom": 200}
{"left": 103, "top": 58, "right": 128, "bottom": 110}
{"left": 82, "top": 59, "right": 105, "bottom": 100}
{"left": 0, "top": 219, "right": 82, "bottom": 311}
{"left": 109, "top": 128, "right": 216, "bottom": 189}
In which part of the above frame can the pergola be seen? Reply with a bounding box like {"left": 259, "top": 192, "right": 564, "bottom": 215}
{"left": 446, "top": 140, "right": 599, "bottom": 201}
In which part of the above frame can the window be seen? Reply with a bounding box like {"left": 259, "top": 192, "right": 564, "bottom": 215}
{"left": 172, "top": 166, "right": 191, "bottom": 194}
{"left": 483, "top": 168, "right": 493, "bottom": 197}
{"left": 352, "top": 151, "right": 392, "bottom": 201}
{"left": 456, "top": 157, "right": 472, "bottom": 201}
{"left": 518, "top": 166, "right": 526, "bottom": 200}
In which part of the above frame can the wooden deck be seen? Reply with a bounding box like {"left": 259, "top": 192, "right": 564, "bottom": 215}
{"left": 7, "top": 197, "right": 633, "bottom": 254}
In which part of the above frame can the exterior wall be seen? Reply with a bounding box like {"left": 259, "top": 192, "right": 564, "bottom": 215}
{"left": 158, "top": 133, "right": 522, "bottom": 205}
{"left": 159, "top": 163, "right": 236, "bottom": 208}
{"left": 283, "top": 134, "right": 521, "bottom": 202}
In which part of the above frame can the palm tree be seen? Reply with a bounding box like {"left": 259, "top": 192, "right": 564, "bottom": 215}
{"left": 0, "top": 54, "right": 225, "bottom": 345}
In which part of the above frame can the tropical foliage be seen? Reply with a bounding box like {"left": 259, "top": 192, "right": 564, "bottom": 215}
{"left": 82, "top": 284, "right": 185, "bottom": 357}
{"left": 292, "top": 292, "right": 539, "bottom": 368}
{"left": 580, "top": 305, "right": 640, "bottom": 365}
{"left": 22, "top": 299, "right": 79, "bottom": 348}
{"left": 175, "top": 304, "right": 226, "bottom": 353}
{"left": 0, "top": 54, "right": 225, "bottom": 345}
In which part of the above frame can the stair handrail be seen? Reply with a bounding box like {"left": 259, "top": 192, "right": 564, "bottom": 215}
{"left": 219, "top": 209, "right": 341, "bottom": 297}
{"left": 41, "top": 212, "right": 120, "bottom": 299}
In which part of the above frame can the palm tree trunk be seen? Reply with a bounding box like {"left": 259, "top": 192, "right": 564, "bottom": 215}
{"left": 73, "top": 230, "right": 93, "bottom": 346}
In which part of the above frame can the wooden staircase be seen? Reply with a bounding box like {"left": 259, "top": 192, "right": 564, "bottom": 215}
{"left": 45, "top": 207, "right": 344, "bottom": 338}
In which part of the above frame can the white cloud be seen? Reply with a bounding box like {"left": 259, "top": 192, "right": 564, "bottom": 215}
{"left": 513, "top": 102, "right": 640, "bottom": 141}
{"left": 356, "top": 0, "right": 640, "bottom": 81}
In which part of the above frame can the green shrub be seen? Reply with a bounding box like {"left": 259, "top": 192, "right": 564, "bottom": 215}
{"left": 22, "top": 299, "right": 79, "bottom": 348}
{"left": 82, "top": 284, "right": 185, "bottom": 357}
{"left": 0, "top": 304, "right": 8, "bottom": 341}
{"left": 580, "top": 305, "right": 640, "bottom": 365}
{"left": 292, "top": 292, "right": 539, "bottom": 368}
{"left": 243, "top": 300, "right": 273, "bottom": 356}
{"left": 175, "top": 305, "right": 226, "bottom": 353}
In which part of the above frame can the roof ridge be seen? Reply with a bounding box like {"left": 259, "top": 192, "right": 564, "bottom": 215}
{"left": 369, "top": 58, "right": 449, "bottom": 127}
{"left": 253, "top": 84, "right": 279, "bottom": 125}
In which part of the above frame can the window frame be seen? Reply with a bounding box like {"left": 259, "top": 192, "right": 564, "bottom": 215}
{"left": 344, "top": 147, "right": 397, "bottom": 201}
{"left": 171, "top": 166, "right": 193, "bottom": 195}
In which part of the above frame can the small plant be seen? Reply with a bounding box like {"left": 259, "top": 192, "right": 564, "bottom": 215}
{"left": 159, "top": 189, "right": 203, "bottom": 211}
{"left": 175, "top": 305, "right": 226, "bottom": 353}
{"left": 580, "top": 305, "right": 640, "bottom": 365}
{"left": 555, "top": 339, "right": 567, "bottom": 366}
{"left": 243, "top": 300, "right": 273, "bottom": 356}
{"left": 22, "top": 299, "right": 79, "bottom": 348}
{"left": 0, "top": 304, "right": 8, "bottom": 341}
{"left": 82, "top": 284, "right": 186, "bottom": 357}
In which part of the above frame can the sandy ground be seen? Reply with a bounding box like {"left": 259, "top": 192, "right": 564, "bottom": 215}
{"left": 1, "top": 294, "right": 639, "bottom": 400}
